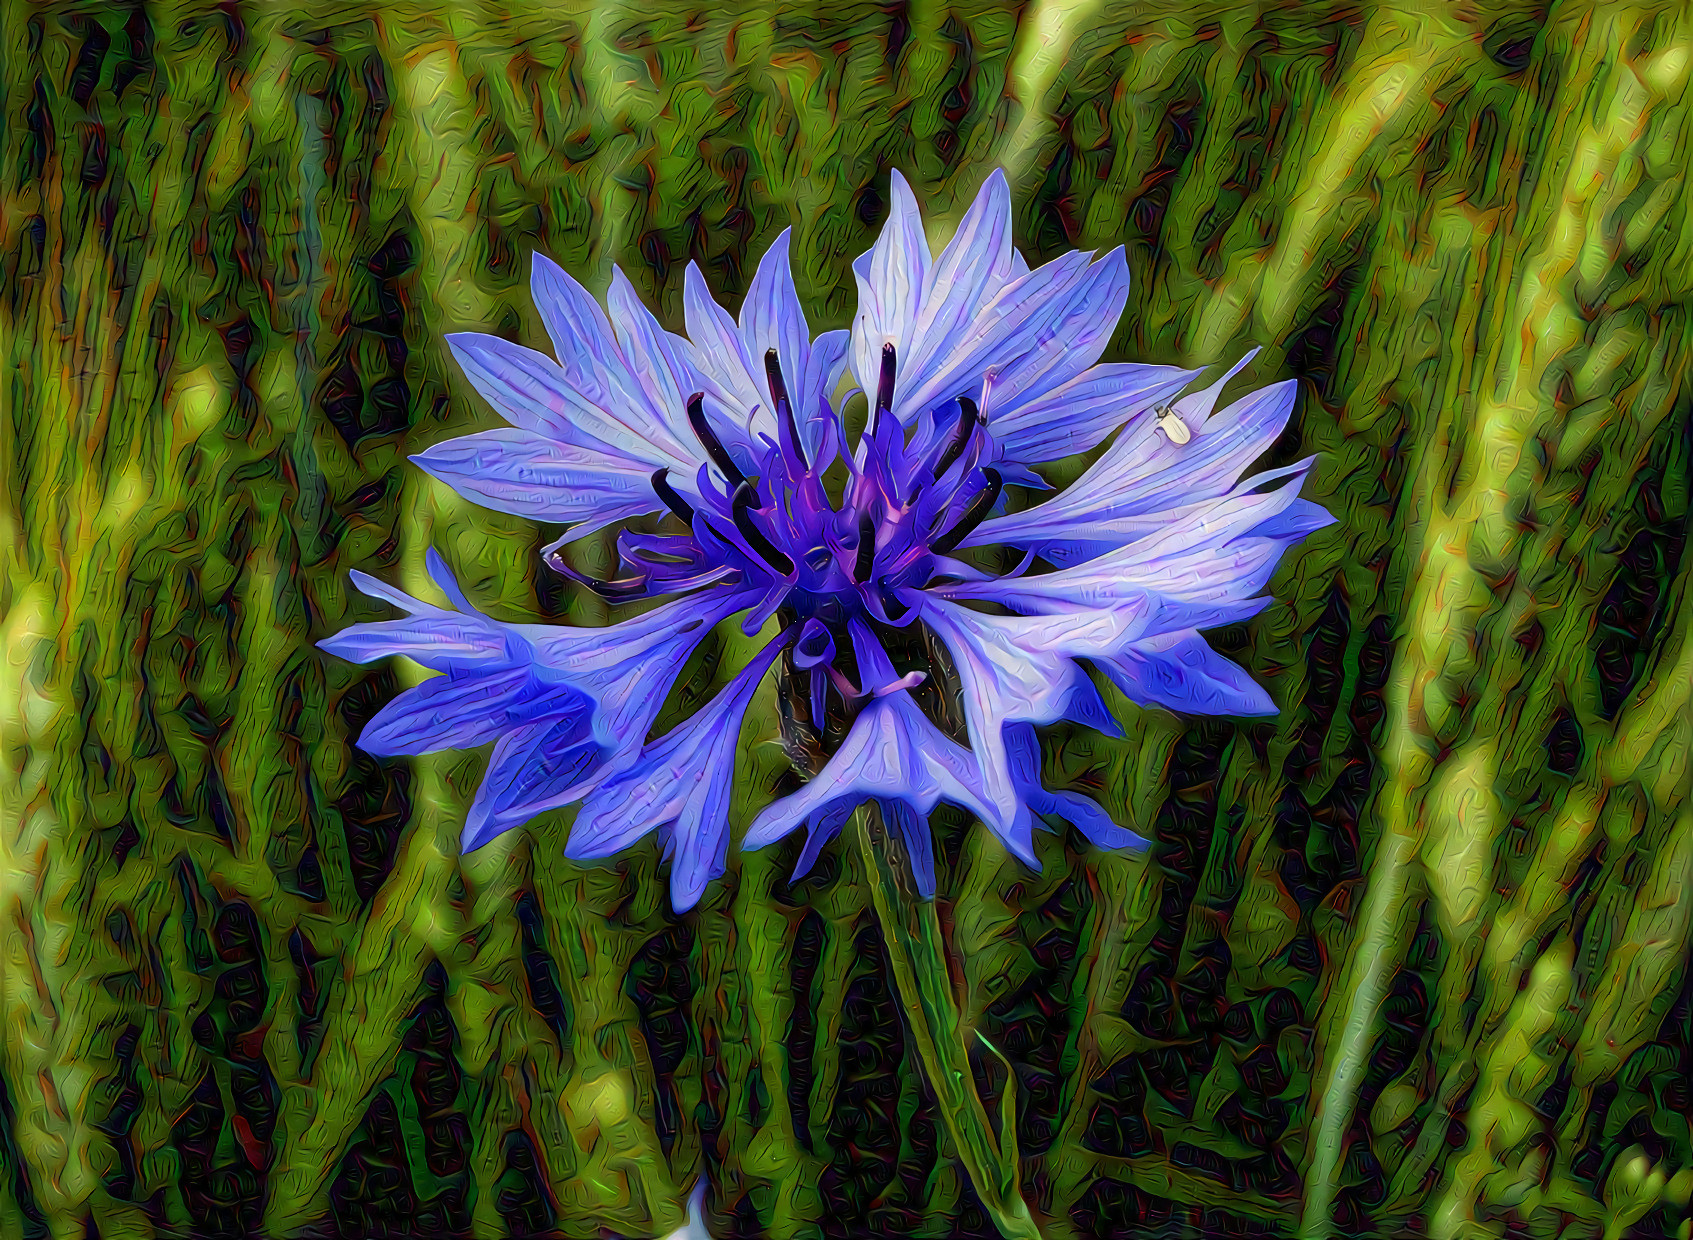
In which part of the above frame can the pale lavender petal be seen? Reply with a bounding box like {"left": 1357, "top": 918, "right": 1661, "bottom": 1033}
{"left": 741, "top": 626, "right": 1025, "bottom": 862}
{"left": 446, "top": 331, "right": 690, "bottom": 466}
{"left": 947, "top": 467, "right": 1319, "bottom": 613}
{"left": 902, "top": 169, "right": 1016, "bottom": 394}
{"left": 985, "top": 362, "right": 1200, "bottom": 465}
{"left": 915, "top": 596, "right": 1142, "bottom": 836}
{"left": 316, "top": 610, "right": 506, "bottom": 671}
{"left": 801, "top": 328, "right": 850, "bottom": 446}
{"left": 970, "top": 375, "right": 1299, "bottom": 550}
{"left": 682, "top": 261, "right": 762, "bottom": 423}
{"left": 529, "top": 587, "right": 759, "bottom": 752}
{"left": 346, "top": 568, "right": 446, "bottom": 617}
{"left": 900, "top": 248, "right": 1131, "bottom": 425}
{"left": 530, "top": 252, "right": 634, "bottom": 403}
{"left": 742, "top": 230, "right": 812, "bottom": 412}
{"left": 605, "top": 266, "right": 701, "bottom": 449}
{"left": 850, "top": 169, "right": 931, "bottom": 405}
{"left": 411, "top": 428, "right": 662, "bottom": 538}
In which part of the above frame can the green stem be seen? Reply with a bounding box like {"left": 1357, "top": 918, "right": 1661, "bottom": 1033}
{"left": 850, "top": 805, "right": 1043, "bottom": 1240}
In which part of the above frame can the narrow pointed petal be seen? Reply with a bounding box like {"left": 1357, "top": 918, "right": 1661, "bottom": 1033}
{"left": 985, "top": 362, "right": 1200, "bottom": 464}
{"left": 568, "top": 630, "right": 790, "bottom": 911}
{"left": 916, "top": 596, "right": 1142, "bottom": 837}
{"left": 903, "top": 169, "right": 1016, "bottom": 390}
{"left": 741, "top": 677, "right": 1024, "bottom": 866}
{"left": 528, "top": 587, "right": 759, "bottom": 751}
{"left": 1096, "top": 630, "right": 1279, "bottom": 717}
{"left": 425, "top": 548, "right": 480, "bottom": 614}
{"left": 789, "top": 803, "right": 854, "bottom": 884}
{"left": 946, "top": 466, "right": 1319, "bottom": 617}
{"left": 358, "top": 667, "right": 588, "bottom": 756}
{"left": 1005, "top": 724, "right": 1145, "bottom": 850}
{"left": 530, "top": 252, "right": 635, "bottom": 403}
{"left": 971, "top": 379, "right": 1303, "bottom": 551}
{"left": 316, "top": 609, "right": 507, "bottom": 671}
{"left": 883, "top": 799, "right": 938, "bottom": 897}
{"left": 345, "top": 568, "right": 447, "bottom": 616}
{"left": 742, "top": 230, "right": 813, "bottom": 435}
{"left": 605, "top": 266, "right": 700, "bottom": 450}
{"left": 850, "top": 169, "right": 931, "bottom": 404}
{"left": 445, "top": 331, "right": 690, "bottom": 467}
{"left": 682, "top": 261, "right": 763, "bottom": 423}
{"left": 463, "top": 714, "right": 600, "bottom": 852}
{"left": 412, "top": 428, "right": 663, "bottom": 537}
{"left": 801, "top": 329, "right": 851, "bottom": 452}
{"left": 900, "top": 248, "right": 1131, "bottom": 426}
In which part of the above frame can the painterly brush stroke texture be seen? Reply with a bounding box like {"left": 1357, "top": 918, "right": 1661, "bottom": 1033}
{"left": 0, "top": 2, "right": 1688, "bottom": 1238}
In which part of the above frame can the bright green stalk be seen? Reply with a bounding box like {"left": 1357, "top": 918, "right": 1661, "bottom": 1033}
{"left": 849, "top": 805, "right": 1042, "bottom": 1240}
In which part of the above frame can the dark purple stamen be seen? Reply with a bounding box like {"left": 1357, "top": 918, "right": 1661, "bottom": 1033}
{"left": 931, "top": 395, "right": 980, "bottom": 484}
{"left": 909, "top": 395, "right": 980, "bottom": 503}
{"left": 853, "top": 511, "right": 877, "bottom": 584}
{"left": 765, "top": 348, "right": 806, "bottom": 471}
{"left": 731, "top": 481, "right": 795, "bottom": 576}
{"left": 687, "top": 392, "right": 748, "bottom": 489}
{"left": 930, "top": 467, "right": 1002, "bottom": 555}
{"left": 873, "top": 343, "right": 896, "bottom": 434}
{"left": 650, "top": 468, "right": 696, "bottom": 525}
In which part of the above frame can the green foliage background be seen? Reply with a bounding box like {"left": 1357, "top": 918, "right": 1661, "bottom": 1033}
{"left": 1, "top": 1, "right": 1689, "bottom": 1237}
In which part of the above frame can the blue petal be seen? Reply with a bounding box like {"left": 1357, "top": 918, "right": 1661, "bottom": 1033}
{"left": 802, "top": 330, "right": 851, "bottom": 453}
{"left": 899, "top": 248, "right": 1119, "bottom": 428}
{"left": 527, "top": 588, "right": 759, "bottom": 752}
{"left": 566, "top": 629, "right": 791, "bottom": 911}
{"left": 411, "top": 428, "right": 663, "bottom": 539}
{"left": 317, "top": 607, "right": 507, "bottom": 671}
{"left": 742, "top": 231, "right": 813, "bottom": 430}
{"left": 986, "top": 362, "right": 1200, "bottom": 464}
{"left": 358, "top": 667, "right": 588, "bottom": 756}
{"left": 915, "top": 596, "right": 1141, "bottom": 839}
{"left": 445, "top": 331, "right": 691, "bottom": 467}
{"left": 974, "top": 374, "right": 1301, "bottom": 551}
{"left": 604, "top": 267, "right": 701, "bottom": 453}
{"left": 1096, "top": 630, "right": 1279, "bottom": 717}
{"left": 425, "top": 548, "right": 480, "bottom": 614}
{"left": 530, "top": 252, "right": 636, "bottom": 406}
{"left": 320, "top": 559, "right": 515, "bottom": 671}
{"left": 682, "top": 262, "right": 762, "bottom": 432}
{"left": 878, "top": 800, "right": 936, "bottom": 897}
{"left": 741, "top": 656, "right": 1028, "bottom": 866}
{"left": 1247, "top": 497, "right": 1338, "bottom": 543}
{"left": 682, "top": 232, "right": 837, "bottom": 462}
{"left": 1005, "top": 724, "right": 1146, "bottom": 850}
{"left": 789, "top": 802, "right": 854, "bottom": 885}
{"left": 463, "top": 714, "right": 600, "bottom": 852}
{"left": 1059, "top": 669, "right": 1124, "bottom": 740}
{"left": 850, "top": 170, "right": 931, "bottom": 411}
{"left": 898, "top": 170, "right": 1015, "bottom": 411}
{"left": 941, "top": 468, "right": 1319, "bottom": 626}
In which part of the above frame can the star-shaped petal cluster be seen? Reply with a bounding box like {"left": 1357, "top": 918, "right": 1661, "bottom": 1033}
{"left": 320, "top": 169, "right": 1333, "bottom": 909}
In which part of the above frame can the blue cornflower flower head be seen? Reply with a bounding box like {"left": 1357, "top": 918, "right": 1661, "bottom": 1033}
{"left": 320, "top": 169, "right": 1334, "bottom": 911}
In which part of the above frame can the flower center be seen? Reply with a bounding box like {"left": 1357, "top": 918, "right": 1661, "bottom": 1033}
{"left": 552, "top": 344, "right": 1007, "bottom": 724}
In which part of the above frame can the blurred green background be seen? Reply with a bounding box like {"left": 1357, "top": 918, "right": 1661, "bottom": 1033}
{"left": 1, "top": 1, "right": 1689, "bottom": 1237}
